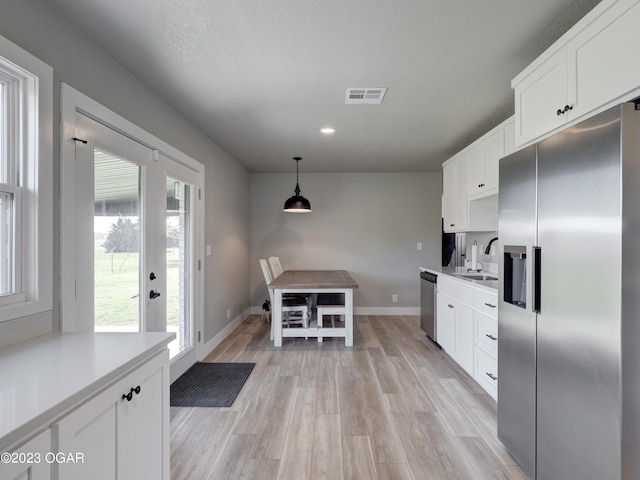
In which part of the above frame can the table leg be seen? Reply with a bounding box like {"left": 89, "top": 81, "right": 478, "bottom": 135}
{"left": 274, "top": 288, "right": 283, "bottom": 347}
{"left": 345, "top": 288, "right": 353, "bottom": 347}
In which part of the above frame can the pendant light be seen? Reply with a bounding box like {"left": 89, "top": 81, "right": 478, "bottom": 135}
{"left": 283, "top": 156, "right": 312, "bottom": 213}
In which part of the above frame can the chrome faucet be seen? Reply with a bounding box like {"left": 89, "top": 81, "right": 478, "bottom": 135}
{"left": 485, "top": 237, "right": 498, "bottom": 255}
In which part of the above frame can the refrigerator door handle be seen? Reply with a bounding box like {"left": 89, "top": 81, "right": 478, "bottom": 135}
{"left": 532, "top": 246, "right": 541, "bottom": 313}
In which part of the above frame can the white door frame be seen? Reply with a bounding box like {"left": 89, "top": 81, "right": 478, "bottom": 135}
{"left": 60, "top": 83, "right": 204, "bottom": 378}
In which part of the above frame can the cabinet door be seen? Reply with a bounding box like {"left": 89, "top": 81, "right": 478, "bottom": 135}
{"left": 454, "top": 301, "right": 474, "bottom": 374}
{"left": 442, "top": 161, "right": 456, "bottom": 232}
{"left": 466, "top": 145, "right": 486, "bottom": 197}
{"left": 443, "top": 156, "right": 468, "bottom": 232}
{"left": 436, "top": 293, "right": 455, "bottom": 354}
{"left": 514, "top": 47, "right": 568, "bottom": 146}
{"left": 0, "top": 430, "right": 51, "bottom": 480}
{"left": 54, "top": 382, "right": 120, "bottom": 480}
{"left": 483, "top": 130, "right": 504, "bottom": 191}
{"left": 118, "top": 351, "right": 169, "bottom": 480}
{"left": 453, "top": 155, "right": 468, "bottom": 230}
{"left": 467, "top": 129, "right": 505, "bottom": 197}
{"left": 568, "top": 0, "right": 640, "bottom": 121}
{"left": 54, "top": 351, "right": 169, "bottom": 480}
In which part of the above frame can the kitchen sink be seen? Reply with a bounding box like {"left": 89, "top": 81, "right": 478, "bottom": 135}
{"left": 453, "top": 273, "right": 498, "bottom": 281}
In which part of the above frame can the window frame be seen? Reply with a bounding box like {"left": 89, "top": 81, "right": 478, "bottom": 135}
{"left": 0, "top": 34, "right": 53, "bottom": 323}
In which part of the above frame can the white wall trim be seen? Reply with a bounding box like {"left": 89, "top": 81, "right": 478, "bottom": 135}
{"left": 199, "top": 308, "right": 252, "bottom": 361}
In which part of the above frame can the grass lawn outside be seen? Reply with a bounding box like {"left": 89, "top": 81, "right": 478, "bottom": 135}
{"left": 94, "top": 251, "right": 180, "bottom": 328}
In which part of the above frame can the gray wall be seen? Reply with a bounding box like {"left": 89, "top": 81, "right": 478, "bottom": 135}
{"left": 0, "top": 0, "right": 251, "bottom": 347}
{"left": 0, "top": 0, "right": 443, "bottom": 351}
{"left": 250, "top": 172, "right": 442, "bottom": 312}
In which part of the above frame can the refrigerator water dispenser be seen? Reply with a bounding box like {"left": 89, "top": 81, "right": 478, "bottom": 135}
{"left": 504, "top": 246, "right": 526, "bottom": 308}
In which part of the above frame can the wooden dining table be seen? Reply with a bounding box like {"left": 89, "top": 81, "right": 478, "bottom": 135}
{"left": 268, "top": 270, "right": 359, "bottom": 347}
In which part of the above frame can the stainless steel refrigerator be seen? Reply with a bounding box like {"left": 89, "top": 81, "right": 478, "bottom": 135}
{"left": 498, "top": 102, "right": 640, "bottom": 480}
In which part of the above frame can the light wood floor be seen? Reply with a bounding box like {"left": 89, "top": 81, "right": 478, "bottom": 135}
{"left": 170, "top": 315, "right": 526, "bottom": 480}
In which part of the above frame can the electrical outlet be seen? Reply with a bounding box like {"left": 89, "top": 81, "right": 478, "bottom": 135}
{"left": 417, "top": 242, "right": 422, "bottom": 250}
{"left": 392, "top": 294, "right": 398, "bottom": 303}
{"left": 227, "top": 308, "right": 231, "bottom": 319}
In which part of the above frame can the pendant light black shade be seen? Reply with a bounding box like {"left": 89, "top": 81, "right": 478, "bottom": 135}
{"left": 283, "top": 157, "right": 312, "bottom": 213}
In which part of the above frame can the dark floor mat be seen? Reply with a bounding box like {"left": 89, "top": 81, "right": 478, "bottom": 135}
{"left": 170, "top": 362, "right": 255, "bottom": 407}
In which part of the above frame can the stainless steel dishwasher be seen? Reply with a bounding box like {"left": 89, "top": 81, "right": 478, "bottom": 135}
{"left": 419, "top": 271, "right": 440, "bottom": 347}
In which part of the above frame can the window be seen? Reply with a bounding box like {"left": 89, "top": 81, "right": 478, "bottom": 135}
{"left": 0, "top": 35, "right": 52, "bottom": 322}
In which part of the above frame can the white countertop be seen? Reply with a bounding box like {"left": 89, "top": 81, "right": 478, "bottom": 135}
{"left": 0, "top": 332, "right": 174, "bottom": 451}
{"left": 420, "top": 265, "right": 499, "bottom": 293}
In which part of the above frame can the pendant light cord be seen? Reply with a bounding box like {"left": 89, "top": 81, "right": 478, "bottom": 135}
{"left": 294, "top": 157, "right": 301, "bottom": 195}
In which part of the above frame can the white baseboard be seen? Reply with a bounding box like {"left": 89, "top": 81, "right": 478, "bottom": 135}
{"left": 199, "top": 308, "right": 251, "bottom": 361}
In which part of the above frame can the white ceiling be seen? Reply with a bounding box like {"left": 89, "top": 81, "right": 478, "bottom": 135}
{"left": 46, "top": 0, "right": 601, "bottom": 173}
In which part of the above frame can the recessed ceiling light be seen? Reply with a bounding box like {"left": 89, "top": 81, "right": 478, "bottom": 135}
{"left": 320, "top": 127, "right": 337, "bottom": 134}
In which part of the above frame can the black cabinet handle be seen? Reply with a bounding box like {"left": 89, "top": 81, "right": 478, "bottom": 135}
{"left": 450, "top": 223, "right": 455, "bottom": 227}
{"left": 484, "top": 302, "right": 496, "bottom": 308}
{"left": 149, "top": 290, "right": 161, "bottom": 299}
{"left": 448, "top": 304, "right": 454, "bottom": 309}
{"left": 485, "top": 334, "right": 497, "bottom": 341}
{"left": 556, "top": 104, "right": 573, "bottom": 116}
{"left": 486, "top": 372, "right": 498, "bottom": 381}
{"left": 122, "top": 386, "right": 142, "bottom": 402}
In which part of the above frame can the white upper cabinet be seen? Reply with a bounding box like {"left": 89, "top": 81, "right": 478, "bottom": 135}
{"left": 466, "top": 129, "right": 504, "bottom": 197}
{"left": 442, "top": 116, "right": 513, "bottom": 232}
{"left": 443, "top": 154, "right": 468, "bottom": 233}
{"left": 568, "top": 0, "right": 640, "bottom": 119}
{"left": 513, "top": 47, "right": 569, "bottom": 146}
{"left": 513, "top": 0, "right": 640, "bottom": 147}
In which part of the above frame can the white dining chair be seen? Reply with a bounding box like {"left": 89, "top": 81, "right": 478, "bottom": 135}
{"left": 268, "top": 256, "right": 284, "bottom": 278}
{"left": 259, "top": 259, "right": 309, "bottom": 340}
{"left": 269, "top": 255, "right": 313, "bottom": 305}
{"left": 315, "top": 293, "right": 346, "bottom": 342}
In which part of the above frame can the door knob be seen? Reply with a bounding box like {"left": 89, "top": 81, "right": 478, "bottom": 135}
{"left": 149, "top": 290, "right": 161, "bottom": 299}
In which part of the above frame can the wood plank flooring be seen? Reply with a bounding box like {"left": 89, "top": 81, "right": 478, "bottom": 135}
{"left": 170, "top": 315, "right": 526, "bottom": 480}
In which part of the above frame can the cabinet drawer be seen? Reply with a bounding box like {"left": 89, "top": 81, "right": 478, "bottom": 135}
{"left": 474, "top": 289, "right": 498, "bottom": 318}
{"left": 438, "top": 276, "right": 473, "bottom": 306}
{"left": 475, "top": 347, "right": 498, "bottom": 399}
{"left": 475, "top": 311, "right": 498, "bottom": 355}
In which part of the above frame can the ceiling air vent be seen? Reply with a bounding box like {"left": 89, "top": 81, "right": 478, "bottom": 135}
{"left": 345, "top": 87, "right": 387, "bottom": 105}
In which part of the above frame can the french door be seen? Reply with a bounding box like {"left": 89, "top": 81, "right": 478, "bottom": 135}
{"left": 72, "top": 112, "right": 199, "bottom": 369}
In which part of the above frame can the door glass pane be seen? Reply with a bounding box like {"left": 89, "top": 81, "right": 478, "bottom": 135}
{"left": 0, "top": 191, "right": 13, "bottom": 295}
{"left": 94, "top": 149, "right": 141, "bottom": 332}
{"left": 166, "top": 177, "right": 191, "bottom": 358}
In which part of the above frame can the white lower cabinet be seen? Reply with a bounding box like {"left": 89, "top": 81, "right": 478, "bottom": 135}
{"left": 473, "top": 290, "right": 499, "bottom": 400}
{"left": 437, "top": 291, "right": 474, "bottom": 376}
{"left": 475, "top": 346, "right": 498, "bottom": 399}
{"left": 0, "top": 430, "right": 51, "bottom": 480}
{"left": 53, "top": 351, "right": 169, "bottom": 480}
{"left": 437, "top": 275, "right": 499, "bottom": 399}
